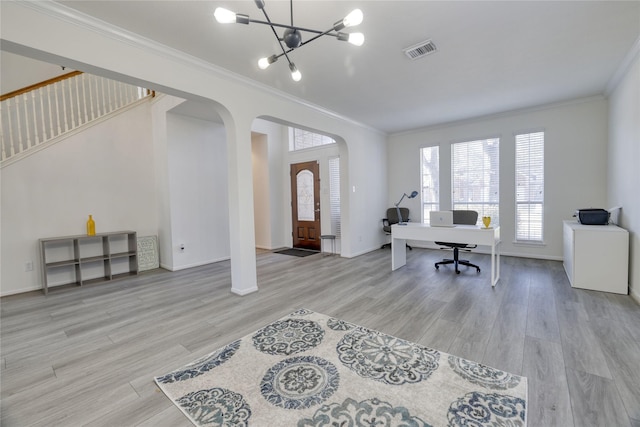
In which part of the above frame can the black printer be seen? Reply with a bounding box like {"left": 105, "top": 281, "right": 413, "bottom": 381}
{"left": 574, "top": 208, "right": 610, "bottom": 225}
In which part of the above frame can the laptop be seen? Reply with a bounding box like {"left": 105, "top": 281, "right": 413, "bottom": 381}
{"left": 429, "top": 211, "right": 455, "bottom": 227}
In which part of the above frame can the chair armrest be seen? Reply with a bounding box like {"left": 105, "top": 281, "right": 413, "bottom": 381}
{"left": 382, "top": 218, "right": 390, "bottom": 227}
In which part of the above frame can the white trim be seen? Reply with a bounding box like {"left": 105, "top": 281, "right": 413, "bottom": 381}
{"left": 392, "top": 95, "right": 605, "bottom": 137}
{"left": 159, "top": 257, "right": 230, "bottom": 272}
{"left": 231, "top": 286, "right": 259, "bottom": 296}
{"left": 606, "top": 35, "right": 640, "bottom": 95}
{"left": 16, "top": 0, "right": 384, "bottom": 136}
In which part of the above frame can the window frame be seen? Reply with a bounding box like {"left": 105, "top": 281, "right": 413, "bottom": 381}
{"left": 450, "top": 136, "right": 500, "bottom": 226}
{"left": 420, "top": 145, "right": 440, "bottom": 224}
{"left": 515, "top": 130, "right": 545, "bottom": 243}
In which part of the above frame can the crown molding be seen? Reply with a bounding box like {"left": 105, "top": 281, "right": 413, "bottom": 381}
{"left": 606, "top": 35, "right": 640, "bottom": 96}
{"left": 12, "top": 0, "right": 383, "bottom": 135}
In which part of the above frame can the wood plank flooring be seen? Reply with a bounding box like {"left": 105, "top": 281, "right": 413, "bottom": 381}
{"left": 2, "top": 248, "right": 639, "bottom": 426}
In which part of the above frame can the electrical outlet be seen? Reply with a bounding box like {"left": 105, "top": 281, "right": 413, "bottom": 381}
{"left": 25, "top": 261, "right": 33, "bottom": 272}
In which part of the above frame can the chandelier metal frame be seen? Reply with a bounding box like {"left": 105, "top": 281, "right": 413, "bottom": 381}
{"left": 214, "top": 0, "right": 364, "bottom": 81}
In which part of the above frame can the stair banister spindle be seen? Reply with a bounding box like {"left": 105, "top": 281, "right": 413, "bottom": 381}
{"left": 88, "top": 74, "right": 96, "bottom": 120}
{"left": 0, "top": 103, "right": 6, "bottom": 160}
{"left": 81, "top": 74, "right": 88, "bottom": 125}
{"left": 100, "top": 76, "right": 107, "bottom": 117}
{"left": 15, "top": 96, "right": 24, "bottom": 153}
{"left": 39, "top": 87, "right": 47, "bottom": 140}
{"left": 22, "top": 93, "right": 32, "bottom": 149}
{"left": 61, "top": 79, "right": 69, "bottom": 132}
{"left": 53, "top": 83, "right": 62, "bottom": 136}
{"left": 107, "top": 79, "right": 113, "bottom": 112}
{"left": 7, "top": 98, "right": 16, "bottom": 156}
{"left": 70, "top": 77, "right": 77, "bottom": 128}
{"left": 117, "top": 81, "right": 124, "bottom": 109}
{"left": 46, "top": 85, "right": 54, "bottom": 140}
{"left": 31, "top": 90, "right": 40, "bottom": 145}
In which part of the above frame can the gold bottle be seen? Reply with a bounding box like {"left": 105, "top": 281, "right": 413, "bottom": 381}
{"left": 87, "top": 215, "right": 96, "bottom": 236}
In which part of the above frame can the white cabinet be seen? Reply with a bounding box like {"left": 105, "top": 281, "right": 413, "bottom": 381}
{"left": 40, "top": 231, "right": 138, "bottom": 294}
{"left": 563, "top": 220, "right": 628, "bottom": 294}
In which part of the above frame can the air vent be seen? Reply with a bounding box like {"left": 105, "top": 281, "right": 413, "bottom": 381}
{"left": 403, "top": 39, "right": 437, "bottom": 60}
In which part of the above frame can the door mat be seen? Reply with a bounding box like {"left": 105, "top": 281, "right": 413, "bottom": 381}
{"left": 274, "top": 248, "right": 319, "bottom": 257}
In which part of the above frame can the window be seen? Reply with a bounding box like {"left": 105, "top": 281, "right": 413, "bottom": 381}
{"left": 420, "top": 146, "right": 439, "bottom": 223}
{"left": 329, "top": 157, "right": 341, "bottom": 237}
{"left": 452, "top": 138, "right": 500, "bottom": 225}
{"left": 289, "top": 128, "right": 336, "bottom": 151}
{"left": 515, "top": 131, "right": 544, "bottom": 241}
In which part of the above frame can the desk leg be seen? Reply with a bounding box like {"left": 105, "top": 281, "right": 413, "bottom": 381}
{"left": 391, "top": 238, "right": 407, "bottom": 271}
{"left": 496, "top": 242, "right": 501, "bottom": 285}
{"left": 491, "top": 241, "right": 501, "bottom": 287}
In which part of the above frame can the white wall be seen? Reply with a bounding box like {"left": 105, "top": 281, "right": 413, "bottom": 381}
{"left": 252, "top": 132, "right": 272, "bottom": 249}
{"left": 0, "top": 51, "right": 70, "bottom": 93}
{"left": 388, "top": 97, "right": 609, "bottom": 260}
{"left": 1, "top": 1, "right": 388, "bottom": 295}
{"left": 1, "top": 102, "right": 157, "bottom": 295}
{"left": 608, "top": 45, "right": 640, "bottom": 300}
{"left": 166, "top": 112, "right": 229, "bottom": 270}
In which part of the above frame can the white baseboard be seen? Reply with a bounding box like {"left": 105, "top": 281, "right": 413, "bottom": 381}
{"left": 631, "top": 286, "right": 640, "bottom": 304}
{"left": 231, "top": 286, "right": 259, "bottom": 296}
{"left": 160, "top": 257, "right": 230, "bottom": 272}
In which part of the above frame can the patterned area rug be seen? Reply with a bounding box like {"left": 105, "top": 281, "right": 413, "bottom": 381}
{"left": 155, "top": 309, "right": 527, "bottom": 426}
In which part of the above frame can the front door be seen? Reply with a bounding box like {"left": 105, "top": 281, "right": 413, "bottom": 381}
{"left": 291, "top": 161, "right": 321, "bottom": 251}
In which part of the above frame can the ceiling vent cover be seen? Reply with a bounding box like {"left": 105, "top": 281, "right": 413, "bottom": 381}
{"left": 403, "top": 40, "right": 437, "bottom": 60}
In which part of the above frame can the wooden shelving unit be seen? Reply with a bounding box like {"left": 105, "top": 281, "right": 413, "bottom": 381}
{"left": 39, "top": 231, "right": 138, "bottom": 294}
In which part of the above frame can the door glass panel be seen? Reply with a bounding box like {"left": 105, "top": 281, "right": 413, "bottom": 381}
{"left": 297, "top": 170, "right": 315, "bottom": 221}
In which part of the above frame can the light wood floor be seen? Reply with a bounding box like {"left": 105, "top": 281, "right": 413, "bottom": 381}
{"left": 2, "top": 248, "right": 639, "bottom": 426}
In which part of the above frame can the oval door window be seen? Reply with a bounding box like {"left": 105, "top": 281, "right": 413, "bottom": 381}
{"left": 297, "top": 170, "right": 315, "bottom": 221}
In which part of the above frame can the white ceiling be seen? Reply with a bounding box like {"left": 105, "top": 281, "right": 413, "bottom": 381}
{"left": 46, "top": 1, "right": 640, "bottom": 133}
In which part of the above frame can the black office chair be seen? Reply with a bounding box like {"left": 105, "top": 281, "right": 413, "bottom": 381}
{"left": 434, "top": 210, "right": 481, "bottom": 274}
{"left": 381, "top": 207, "right": 412, "bottom": 250}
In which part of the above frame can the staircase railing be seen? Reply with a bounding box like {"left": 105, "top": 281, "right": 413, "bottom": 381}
{"left": 1, "top": 71, "right": 153, "bottom": 164}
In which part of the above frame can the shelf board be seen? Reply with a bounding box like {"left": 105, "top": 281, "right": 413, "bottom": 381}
{"left": 82, "top": 277, "right": 110, "bottom": 286}
{"left": 45, "top": 259, "right": 80, "bottom": 268}
{"left": 80, "top": 255, "right": 109, "bottom": 264}
{"left": 110, "top": 251, "right": 137, "bottom": 259}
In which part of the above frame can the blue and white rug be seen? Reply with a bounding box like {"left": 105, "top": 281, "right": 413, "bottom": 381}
{"left": 155, "top": 309, "right": 527, "bottom": 426}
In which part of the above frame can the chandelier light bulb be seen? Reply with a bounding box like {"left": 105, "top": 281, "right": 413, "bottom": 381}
{"left": 289, "top": 63, "right": 302, "bottom": 82}
{"left": 258, "top": 55, "right": 278, "bottom": 69}
{"left": 258, "top": 57, "right": 270, "bottom": 69}
{"left": 214, "top": 7, "right": 237, "bottom": 24}
{"left": 348, "top": 32, "right": 365, "bottom": 46}
{"left": 343, "top": 9, "right": 363, "bottom": 28}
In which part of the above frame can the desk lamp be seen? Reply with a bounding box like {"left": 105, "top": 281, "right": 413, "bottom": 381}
{"left": 395, "top": 190, "right": 419, "bottom": 225}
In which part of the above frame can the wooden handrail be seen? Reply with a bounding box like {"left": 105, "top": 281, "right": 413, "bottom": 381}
{"left": 0, "top": 71, "right": 83, "bottom": 101}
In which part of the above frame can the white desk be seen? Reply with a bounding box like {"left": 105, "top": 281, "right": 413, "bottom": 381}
{"left": 391, "top": 223, "right": 501, "bottom": 286}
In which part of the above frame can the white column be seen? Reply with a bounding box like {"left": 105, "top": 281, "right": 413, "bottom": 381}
{"left": 224, "top": 113, "right": 258, "bottom": 296}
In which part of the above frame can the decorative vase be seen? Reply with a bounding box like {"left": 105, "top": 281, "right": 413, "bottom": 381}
{"left": 87, "top": 215, "right": 96, "bottom": 236}
{"left": 482, "top": 216, "right": 491, "bottom": 228}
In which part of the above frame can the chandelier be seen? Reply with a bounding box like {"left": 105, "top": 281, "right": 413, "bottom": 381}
{"left": 214, "top": 0, "right": 364, "bottom": 82}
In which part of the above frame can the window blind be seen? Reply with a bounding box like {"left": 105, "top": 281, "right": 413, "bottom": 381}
{"left": 420, "top": 146, "right": 440, "bottom": 223}
{"left": 329, "top": 157, "right": 341, "bottom": 237}
{"left": 515, "top": 132, "right": 544, "bottom": 241}
{"left": 452, "top": 138, "right": 500, "bottom": 225}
